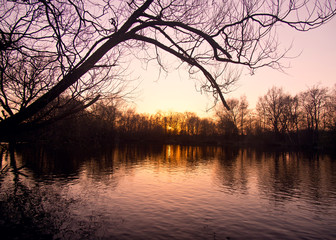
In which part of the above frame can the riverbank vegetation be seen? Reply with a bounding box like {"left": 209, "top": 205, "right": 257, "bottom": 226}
{"left": 17, "top": 84, "right": 336, "bottom": 150}
{"left": 1, "top": 0, "right": 335, "bottom": 142}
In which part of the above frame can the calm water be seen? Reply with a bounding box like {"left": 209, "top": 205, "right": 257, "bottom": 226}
{"left": 1, "top": 144, "right": 336, "bottom": 239}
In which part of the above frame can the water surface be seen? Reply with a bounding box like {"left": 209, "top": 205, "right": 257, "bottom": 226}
{"left": 1, "top": 144, "right": 336, "bottom": 239}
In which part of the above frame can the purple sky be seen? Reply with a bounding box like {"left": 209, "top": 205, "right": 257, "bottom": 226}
{"left": 133, "top": 16, "right": 336, "bottom": 117}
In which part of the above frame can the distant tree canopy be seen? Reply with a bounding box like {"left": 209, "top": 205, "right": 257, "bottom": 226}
{"left": 36, "top": 84, "right": 336, "bottom": 148}
{"left": 1, "top": 0, "right": 335, "bottom": 140}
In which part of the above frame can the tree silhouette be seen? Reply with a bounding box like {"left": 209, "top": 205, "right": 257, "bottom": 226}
{"left": 1, "top": 0, "right": 335, "bottom": 140}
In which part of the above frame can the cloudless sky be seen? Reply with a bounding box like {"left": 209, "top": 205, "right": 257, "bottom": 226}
{"left": 132, "top": 16, "right": 336, "bottom": 118}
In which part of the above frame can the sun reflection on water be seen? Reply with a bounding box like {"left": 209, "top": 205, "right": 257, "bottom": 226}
{"left": 1, "top": 145, "right": 336, "bottom": 239}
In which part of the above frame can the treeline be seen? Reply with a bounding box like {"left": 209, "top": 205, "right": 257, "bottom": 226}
{"left": 36, "top": 107, "right": 220, "bottom": 145}
{"left": 30, "top": 85, "right": 336, "bottom": 149}
{"left": 216, "top": 85, "right": 336, "bottom": 148}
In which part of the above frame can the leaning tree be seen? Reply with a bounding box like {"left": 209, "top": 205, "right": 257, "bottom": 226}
{"left": 1, "top": 0, "right": 335, "bottom": 139}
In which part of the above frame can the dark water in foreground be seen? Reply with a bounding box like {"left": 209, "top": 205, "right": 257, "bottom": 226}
{"left": 1, "top": 144, "right": 336, "bottom": 239}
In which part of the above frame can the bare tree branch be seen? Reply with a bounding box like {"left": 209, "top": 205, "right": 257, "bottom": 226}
{"left": 0, "top": 0, "right": 335, "bottom": 139}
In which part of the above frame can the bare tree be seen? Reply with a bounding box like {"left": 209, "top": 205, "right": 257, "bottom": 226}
{"left": 216, "top": 96, "right": 249, "bottom": 135}
{"left": 325, "top": 84, "right": 336, "bottom": 130}
{"left": 256, "top": 86, "right": 290, "bottom": 134}
{"left": 238, "top": 96, "right": 249, "bottom": 135}
{"left": 299, "top": 85, "right": 329, "bottom": 145}
{"left": 1, "top": 0, "right": 335, "bottom": 139}
{"left": 216, "top": 98, "right": 239, "bottom": 127}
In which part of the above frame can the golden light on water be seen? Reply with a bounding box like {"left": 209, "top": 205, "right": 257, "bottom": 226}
{"left": 4, "top": 145, "right": 336, "bottom": 239}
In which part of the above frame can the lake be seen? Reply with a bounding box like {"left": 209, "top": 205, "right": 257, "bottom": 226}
{"left": 1, "top": 144, "right": 336, "bottom": 239}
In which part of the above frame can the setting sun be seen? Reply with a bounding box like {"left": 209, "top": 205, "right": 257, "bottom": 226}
{"left": 2, "top": 0, "right": 336, "bottom": 239}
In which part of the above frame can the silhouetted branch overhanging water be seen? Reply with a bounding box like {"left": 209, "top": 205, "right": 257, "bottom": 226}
{"left": 0, "top": 0, "right": 335, "bottom": 139}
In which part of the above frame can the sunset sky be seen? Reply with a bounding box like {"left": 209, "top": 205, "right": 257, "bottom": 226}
{"left": 133, "top": 17, "right": 336, "bottom": 117}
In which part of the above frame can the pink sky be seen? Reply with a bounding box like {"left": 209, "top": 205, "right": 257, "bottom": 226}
{"left": 133, "top": 16, "right": 336, "bottom": 118}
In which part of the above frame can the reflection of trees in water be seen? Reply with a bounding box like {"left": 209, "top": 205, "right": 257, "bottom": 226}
{"left": 298, "top": 153, "right": 336, "bottom": 205}
{"left": 112, "top": 144, "right": 220, "bottom": 171}
{"left": 1, "top": 179, "right": 69, "bottom": 239}
{"left": 11, "top": 144, "right": 257, "bottom": 182}
{"left": 257, "top": 151, "right": 302, "bottom": 202}
{"left": 0, "top": 176, "right": 103, "bottom": 240}
{"left": 1, "top": 146, "right": 69, "bottom": 239}
{"left": 0, "top": 144, "right": 110, "bottom": 239}
{"left": 212, "top": 147, "right": 336, "bottom": 206}
{"left": 256, "top": 151, "right": 336, "bottom": 206}
{"left": 6, "top": 144, "right": 336, "bottom": 206}
{"left": 3, "top": 145, "right": 336, "bottom": 227}
{"left": 1, "top": 144, "right": 336, "bottom": 239}
{"left": 15, "top": 144, "right": 336, "bottom": 205}
{"left": 215, "top": 148, "right": 336, "bottom": 205}
{"left": 0, "top": 145, "right": 10, "bottom": 176}
{"left": 1, "top": 144, "right": 228, "bottom": 239}
{"left": 214, "top": 147, "right": 249, "bottom": 194}
{"left": 15, "top": 144, "right": 90, "bottom": 179}
{"left": 5, "top": 144, "right": 227, "bottom": 195}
